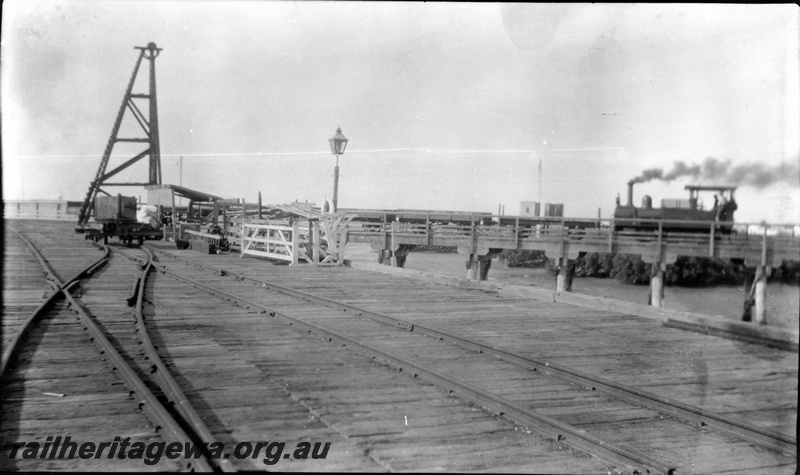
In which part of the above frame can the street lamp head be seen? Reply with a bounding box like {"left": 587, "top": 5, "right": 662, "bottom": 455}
{"left": 329, "top": 127, "right": 349, "bottom": 156}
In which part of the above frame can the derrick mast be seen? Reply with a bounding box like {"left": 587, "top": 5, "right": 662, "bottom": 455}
{"left": 76, "top": 42, "right": 163, "bottom": 231}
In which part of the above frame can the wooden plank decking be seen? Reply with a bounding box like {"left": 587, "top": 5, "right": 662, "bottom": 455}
{"left": 2, "top": 220, "right": 796, "bottom": 473}
{"left": 153, "top": 242, "right": 797, "bottom": 442}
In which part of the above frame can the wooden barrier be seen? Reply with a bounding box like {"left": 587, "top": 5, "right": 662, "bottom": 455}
{"left": 4, "top": 201, "right": 81, "bottom": 221}
{"left": 346, "top": 216, "right": 799, "bottom": 268}
{"left": 239, "top": 218, "right": 346, "bottom": 266}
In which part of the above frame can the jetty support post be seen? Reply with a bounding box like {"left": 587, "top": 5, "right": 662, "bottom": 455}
{"left": 650, "top": 261, "right": 666, "bottom": 307}
{"left": 754, "top": 265, "right": 768, "bottom": 324}
{"left": 743, "top": 228, "right": 773, "bottom": 324}
{"left": 458, "top": 247, "right": 502, "bottom": 282}
{"left": 641, "top": 248, "right": 677, "bottom": 307}
{"left": 372, "top": 242, "right": 414, "bottom": 268}
{"left": 551, "top": 239, "right": 582, "bottom": 292}
{"left": 555, "top": 257, "right": 576, "bottom": 292}
{"left": 743, "top": 263, "right": 771, "bottom": 324}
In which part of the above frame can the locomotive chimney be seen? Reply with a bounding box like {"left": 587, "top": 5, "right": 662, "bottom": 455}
{"left": 626, "top": 180, "right": 634, "bottom": 207}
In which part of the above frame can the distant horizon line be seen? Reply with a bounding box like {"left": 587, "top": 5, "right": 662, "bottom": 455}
{"left": 14, "top": 148, "right": 627, "bottom": 160}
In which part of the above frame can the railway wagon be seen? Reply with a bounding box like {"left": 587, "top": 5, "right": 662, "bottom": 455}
{"left": 343, "top": 208, "right": 494, "bottom": 225}
{"left": 84, "top": 195, "right": 163, "bottom": 245}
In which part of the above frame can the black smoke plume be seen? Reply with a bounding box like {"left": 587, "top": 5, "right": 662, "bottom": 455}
{"left": 629, "top": 157, "right": 799, "bottom": 189}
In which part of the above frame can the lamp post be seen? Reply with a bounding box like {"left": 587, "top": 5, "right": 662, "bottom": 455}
{"left": 328, "top": 127, "right": 349, "bottom": 212}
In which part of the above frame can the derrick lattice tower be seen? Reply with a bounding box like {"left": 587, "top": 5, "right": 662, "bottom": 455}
{"left": 76, "top": 42, "right": 163, "bottom": 229}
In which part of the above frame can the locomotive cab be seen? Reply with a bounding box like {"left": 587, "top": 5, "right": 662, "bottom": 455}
{"left": 683, "top": 185, "right": 738, "bottom": 224}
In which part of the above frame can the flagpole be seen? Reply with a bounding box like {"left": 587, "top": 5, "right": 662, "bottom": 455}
{"left": 538, "top": 156, "right": 542, "bottom": 211}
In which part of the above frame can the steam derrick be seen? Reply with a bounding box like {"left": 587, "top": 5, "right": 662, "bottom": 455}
{"left": 76, "top": 42, "right": 163, "bottom": 232}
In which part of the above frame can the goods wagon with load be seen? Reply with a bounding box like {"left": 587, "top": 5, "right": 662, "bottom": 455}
{"left": 84, "top": 194, "right": 163, "bottom": 245}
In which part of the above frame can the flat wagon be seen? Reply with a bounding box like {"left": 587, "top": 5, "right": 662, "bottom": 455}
{"left": 84, "top": 195, "right": 163, "bottom": 245}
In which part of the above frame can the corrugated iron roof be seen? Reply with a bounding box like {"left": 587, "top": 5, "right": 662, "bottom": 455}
{"left": 144, "top": 184, "right": 224, "bottom": 202}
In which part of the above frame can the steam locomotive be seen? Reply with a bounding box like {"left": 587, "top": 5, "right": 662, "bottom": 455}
{"left": 350, "top": 183, "right": 739, "bottom": 236}
{"left": 613, "top": 182, "right": 737, "bottom": 233}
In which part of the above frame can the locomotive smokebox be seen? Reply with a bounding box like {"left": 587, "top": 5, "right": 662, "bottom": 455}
{"left": 626, "top": 181, "right": 635, "bottom": 207}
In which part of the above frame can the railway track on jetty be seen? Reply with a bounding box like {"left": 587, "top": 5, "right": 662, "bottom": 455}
{"left": 3, "top": 223, "right": 625, "bottom": 473}
{"left": 138, "top": 242, "right": 795, "bottom": 474}
{"left": 144, "top": 246, "right": 799, "bottom": 455}
{"left": 2, "top": 221, "right": 796, "bottom": 473}
{"left": 1, "top": 225, "right": 231, "bottom": 472}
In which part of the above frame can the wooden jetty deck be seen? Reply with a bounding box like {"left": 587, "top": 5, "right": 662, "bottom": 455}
{"left": 2, "top": 220, "right": 796, "bottom": 473}
{"left": 2, "top": 225, "right": 182, "bottom": 472}
{"left": 163, "top": 245, "right": 797, "bottom": 437}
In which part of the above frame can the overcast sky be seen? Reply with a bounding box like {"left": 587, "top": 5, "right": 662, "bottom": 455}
{"left": 3, "top": 2, "right": 799, "bottom": 223}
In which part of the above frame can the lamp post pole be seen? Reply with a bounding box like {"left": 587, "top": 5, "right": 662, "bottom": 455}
{"left": 333, "top": 154, "right": 340, "bottom": 212}
{"left": 328, "top": 127, "right": 349, "bottom": 212}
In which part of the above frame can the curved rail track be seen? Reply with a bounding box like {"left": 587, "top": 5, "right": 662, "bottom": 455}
{"left": 137, "top": 244, "right": 795, "bottom": 474}
{"left": 2, "top": 229, "right": 229, "bottom": 472}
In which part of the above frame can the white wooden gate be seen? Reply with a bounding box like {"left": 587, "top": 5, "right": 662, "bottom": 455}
{"left": 239, "top": 216, "right": 352, "bottom": 266}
